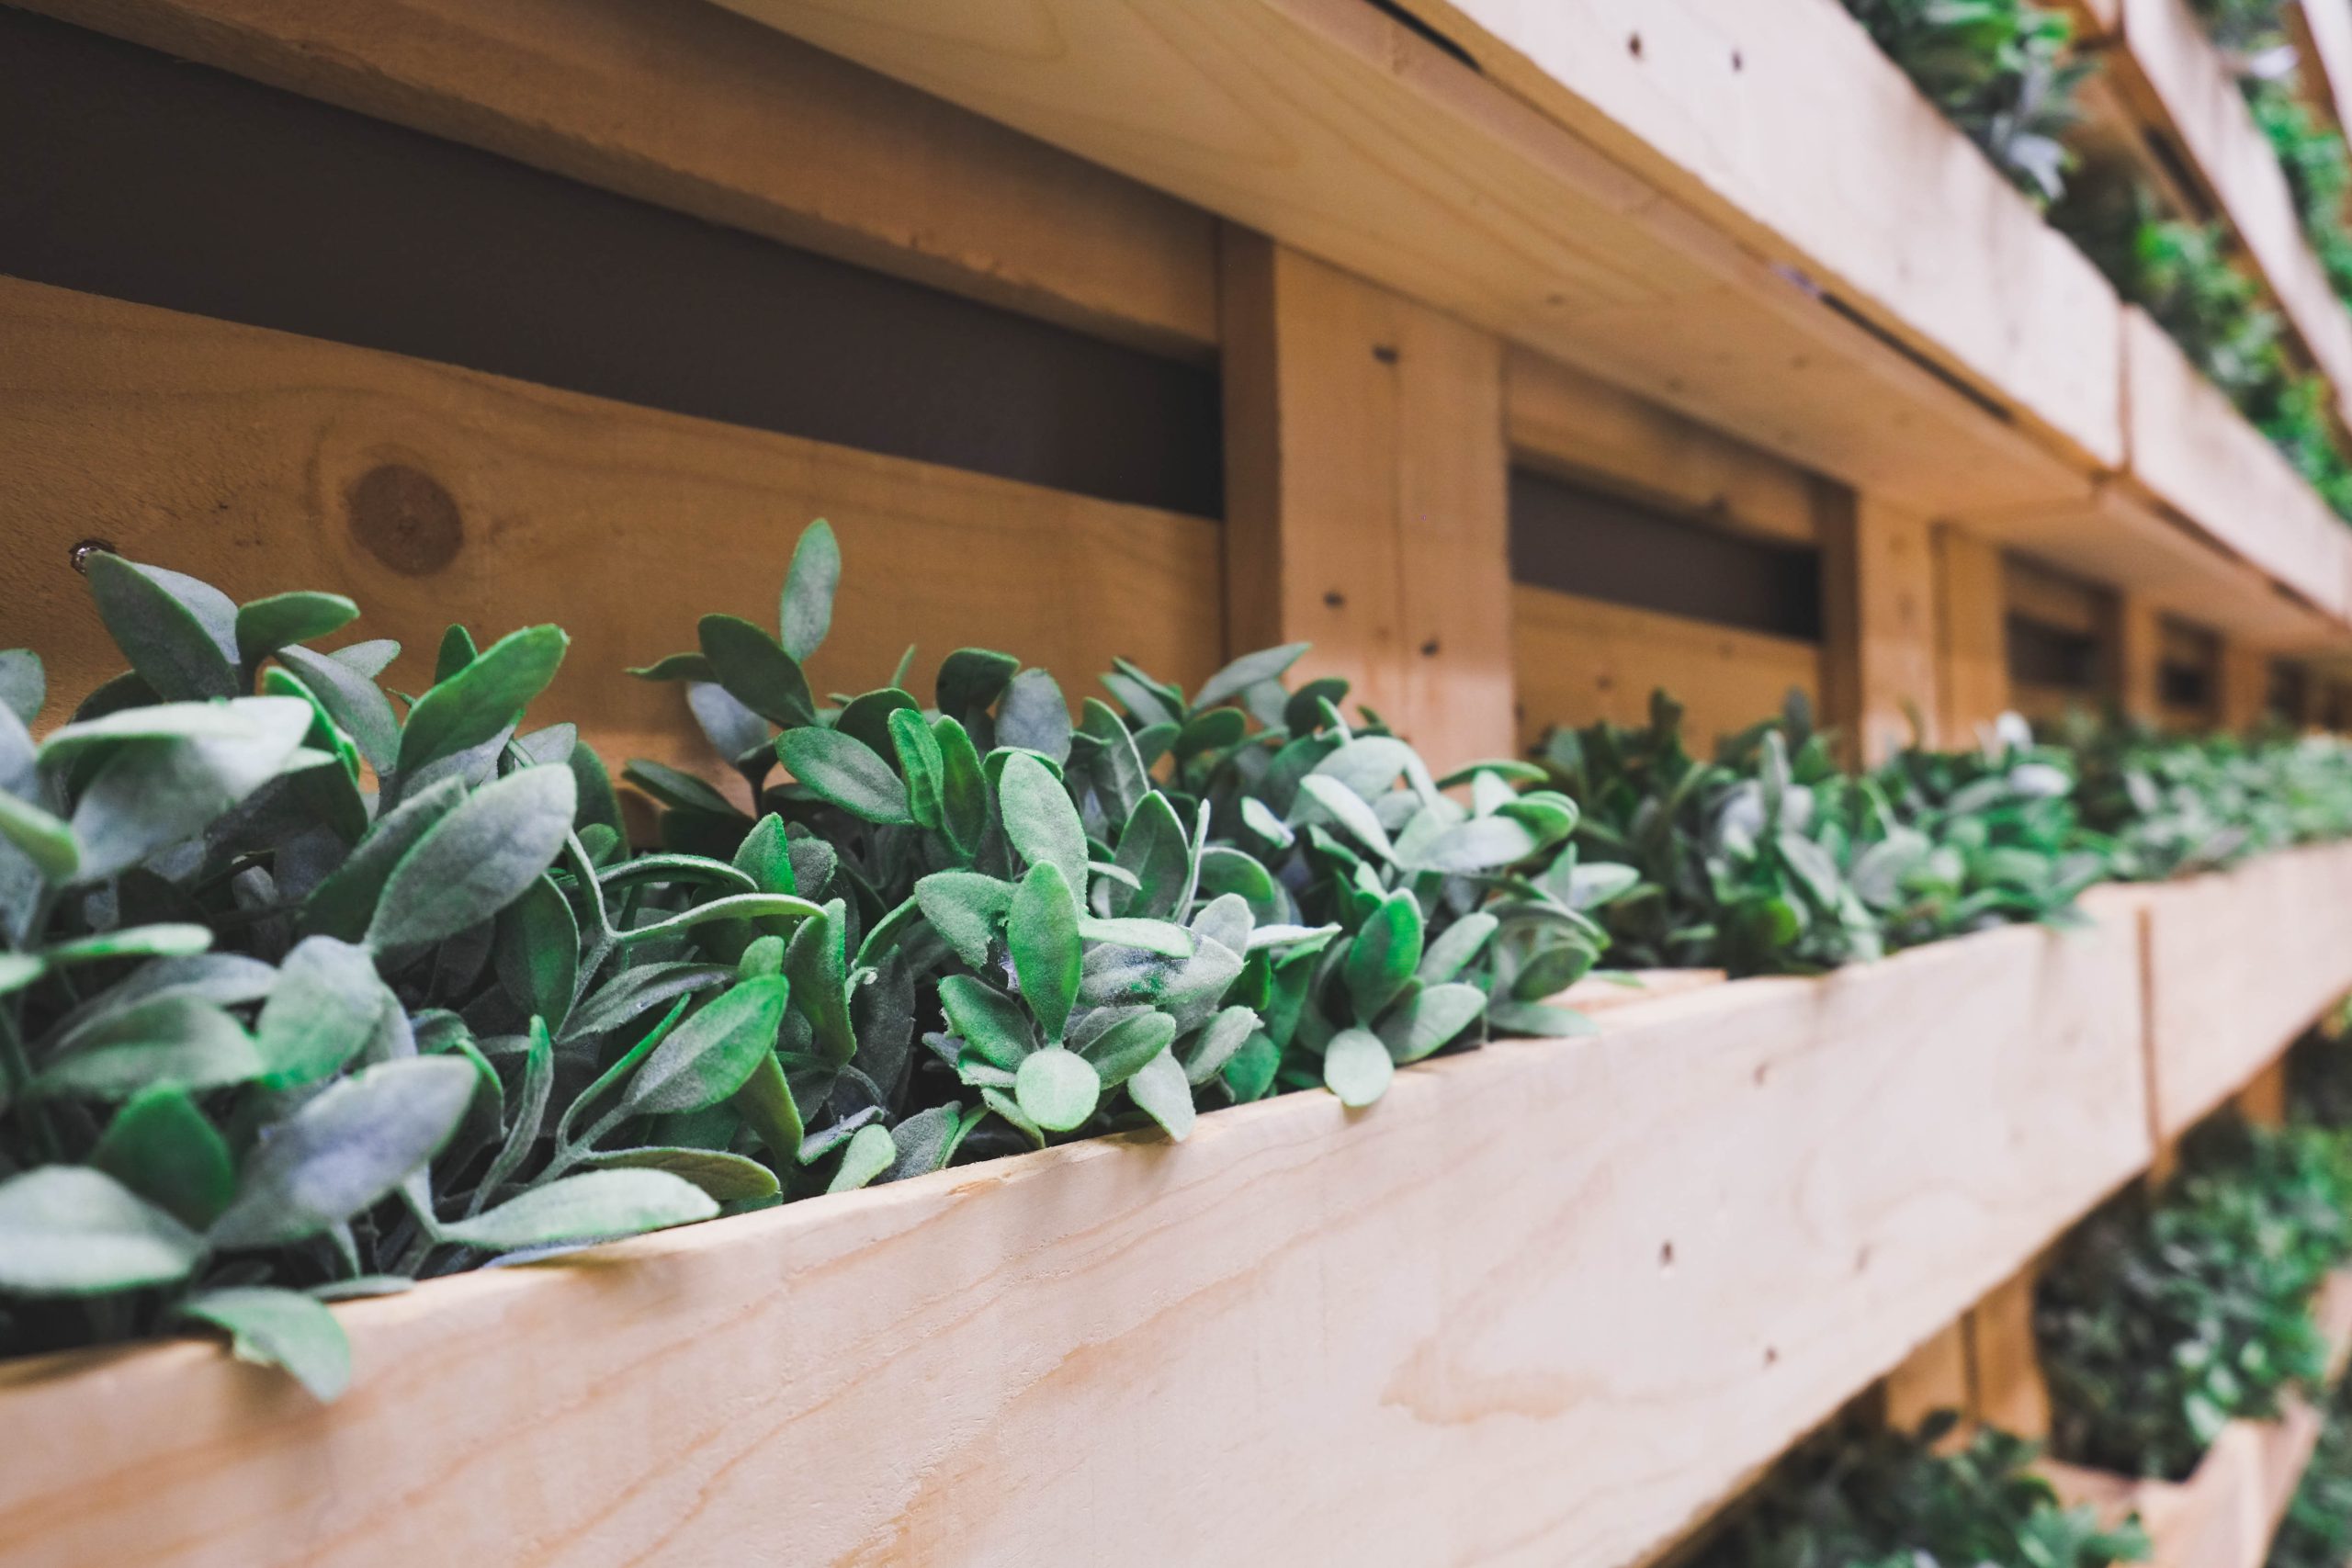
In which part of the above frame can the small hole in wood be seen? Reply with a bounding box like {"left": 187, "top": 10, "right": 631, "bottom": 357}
{"left": 1371, "top": 344, "right": 1399, "bottom": 365}
{"left": 1628, "top": 32, "right": 1643, "bottom": 58}
{"left": 1323, "top": 590, "right": 1347, "bottom": 609}
{"left": 1754, "top": 1063, "right": 1770, "bottom": 1087}
{"left": 1658, "top": 1241, "right": 1675, "bottom": 1269}
{"left": 69, "top": 538, "right": 118, "bottom": 575}
{"left": 1763, "top": 1346, "right": 1780, "bottom": 1368}
{"left": 1732, "top": 50, "right": 1744, "bottom": 71}
{"left": 1419, "top": 638, "right": 1441, "bottom": 658}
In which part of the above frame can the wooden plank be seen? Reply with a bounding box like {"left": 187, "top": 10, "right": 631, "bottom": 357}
{"left": 0, "top": 913, "right": 2152, "bottom": 1568}
{"left": 716, "top": 0, "right": 2100, "bottom": 518}
{"left": 2113, "top": 0, "right": 2352, "bottom": 414}
{"left": 1220, "top": 233, "right": 1514, "bottom": 771}
{"left": 1969, "top": 1264, "right": 2053, "bottom": 1440}
{"left": 2005, "top": 558, "right": 2108, "bottom": 638}
{"left": 0, "top": 276, "right": 1224, "bottom": 781}
{"left": 1822, "top": 494, "right": 1942, "bottom": 762}
{"left": 13, "top": 0, "right": 1220, "bottom": 360}
{"left": 2218, "top": 642, "right": 2275, "bottom": 730}
{"left": 1380, "top": 0, "right": 2126, "bottom": 472}
{"left": 2297, "top": 0, "right": 2352, "bottom": 141}
{"left": 1938, "top": 527, "right": 2013, "bottom": 745}
{"left": 2118, "top": 310, "right": 2352, "bottom": 626}
{"left": 1504, "top": 347, "right": 1817, "bottom": 547}
{"left": 2115, "top": 593, "right": 2167, "bottom": 721}
{"left": 2143, "top": 841, "right": 2352, "bottom": 1140}
{"left": 1510, "top": 585, "right": 1822, "bottom": 755}
{"left": 1883, "top": 1323, "right": 1976, "bottom": 1435}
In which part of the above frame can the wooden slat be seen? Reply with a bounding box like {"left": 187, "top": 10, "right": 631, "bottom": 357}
{"left": 2143, "top": 841, "right": 2352, "bottom": 1139}
{"left": 1822, "top": 495, "right": 1941, "bottom": 763}
{"left": 1504, "top": 346, "right": 1817, "bottom": 547}
{"left": 1510, "top": 585, "right": 1822, "bottom": 754}
{"left": 715, "top": 0, "right": 2099, "bottom": 519}
{"left": 0, "top": 276, "right": 1223, "bottom": 779}
{"left": 2218, "top": 641, "right": 2274, "bottom": 729}
{"left": 1969, "top": 1265, "right": 2053, "bottom": 1440}
{"left": 2004, "top": 557, "right": 2108, "bottom": 639}
{"left": 1883, "top": 1324, "right": 1975, "bottom": 1434}
{"left": 0, "top": 913, "right": 2151, "bottom": 1568}
{"left": 1938, "top": 527, "right": 2013, "bottom": 744}
{"left": 2115, "top": 593, "right": 2166, "bottom": 720}
{"left": 1384, "top": 0, "right": 2125, "bottom": 471}
{"left": 2111, "top": 0, "right": 2352, "bottom": 413}
{"left": 1220, "top": 234, "right": 1515, "bottom": 770}
{"left": 2118, "top": 310, "right": 2352, "bottom": 625}
{"left": 14, "top": 0, "right": 1220, "bottom": 360}
{"left": 2296, "top": 0, "right": 2352, "bottom": 141}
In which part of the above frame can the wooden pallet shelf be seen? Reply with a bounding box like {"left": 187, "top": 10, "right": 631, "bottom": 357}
{"left": 2044, "top": 1269, "right": 2352, "bottom": 1568}
{"left": 0, "top": 908, "right": 2151, "bottom": 1568}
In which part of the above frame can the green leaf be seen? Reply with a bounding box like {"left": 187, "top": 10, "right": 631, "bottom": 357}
{"left": 915, "top": 871, "right": 1012, "bottom": 967}
{"left": 438, "top": 1169, "right": 718, "bottom": 1250}
{"left": 836, "top": 689, "right": 921, "bottom": 761}
{"left": 1009, "top": 862, "right": 1082, "bottom": 1041}
{"left": 1126, "top": 1046, "right": 1195, "bottom": 1141}
{"left": 209, "top": 1056, "right": 478, "bottom": 1248}
{"left": 936, "top": 648, "right": 1020, "bottom": 719}
{"left": 234, "top": 592, "right": 359, "bottom": 665}
{"left": 826, "top": 1122, "right": 898, "bottom": 1193}
{"left": 0, "top": 953, "right": 44, "bottom": 996}
{"left": 779, "top": 518, "right": 842, "bottom": 661}
{"left": 1078, "top": 1010, "right": 1177, "bottom": 1088}
{"left": 301, "top": 775, "right": 466, "bottom": 941}
{"left": 886, "top": 707, "right": 947, "bottom": 831}
{"left": 609, "top": 976, "right": 791, "bottom": 1120}
{"left": 1376, "top": 982, "right": 1486, "bottom": 1064}
{"left": 1293, "top": 774, "right": 1395, "bottom": 861}
{"left": 622, "top": 759, "right": 741, "bottom": 818}
{"left": 999, "top": 751, "right": 1088, "bottom": 895}
{"left": 1113, "top": 792, "right": 1190, "bottom": 919}
{"left": 1410, "top": 816, "right": 1543, "bottom": 874}
{"left": 729, "top": 1052, "right": 804, "bottom": 1169}
{"left": 933, "top": 715, "right": 989, "bottom": 855}
{"left": 1183, "top": 1007, "right": 1259, "bottom": 1086}
{"left": 1014, "top": 1046, "right": 1100, "bottom": 1132}
{"left": 1417, "top": 912, "right": 1498, "bottom": 984}
{"left": 435, "top": 624, "right": 479, "bottom": 683}
{"left": 0, "top": 1167, "right": 202, "bottom": 1295}
{"left": 67, "top": 698, "right": 314, "bottom": 882}
{"left": 1344, "top": 892, "right": 1424, "bottom": 1021}
{"left": 939, "top": 974, "right": 1035, "bottom": 1069}
{"left": 273, "top": 643, "right": 402, "bottom": 774}
{"left": 0, "top": 789, "right": 78, "bottom": 884}
{"left": 1193, "top": 643, "right": 1309, "bottom": 714}
{"left": 175, "top": 1287, "right": 352, "bottom": 1402}
{"left": 627, "top": 652, "right": 718, "bottom": 683}
{"left": 612, "top": 893, "right": 821, "bottom": 945}
{"left": 331, "top": 638, "right": 401, "bottom": 678}
{"left": 580, "top": 1145, "right": 781, "bottom": 1201}
{"left": 367, "top": 764, "right": 577, "bottom": 949}
{"left": 85, "top": 553, "right": 238, "bottom": 701}
{"left": 44, "top": 925, "right": 212, "bottom": 966}
{"left": 1077, "top": 918, "right": 1194, "bottom": 957}
{"left": 785, "top": 905, "right": 855, "bottom": 1066}
{"left": 1323, "top": 1028, "right": 1394, "bottom": 1107}
{"left": 700, "top": 615, "right": 816, "bottom": 728}
{"left": 494, "top": 874, "right": 580, "bottom": 1033}
{"left": 92, "top": 1085, "right": 235, "bottom": 1229}
{"left": 778, "top": 727, "right": 910, "bottom": 824}
{"left": 1483, "top": 1000, "right": 1597, "bottom": 1037}
{"left": 998, "top": 669, "right": 1072, "bottom": 764}
{"left": 0, "top": 649, "right": 43, "bottom": 724}
{"left": 254, "top": 936, "right": 386, "bottom": 1087}
{"left": 37, "top": 997, "right": 266, "bottom": 1097}
{"left": 396, "top": 624, "right": 569, "bottom": 776}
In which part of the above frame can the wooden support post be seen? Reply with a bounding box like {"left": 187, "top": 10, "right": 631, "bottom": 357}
{"left": 1883, "top": 1322, "right": 1975, "bottom": 1438}
{"left": 2109, "top": 592, "right": 2164, "bottom": 723}
{"left": 1220, "top": 229, "right": 1514, "bottom": 771}
{"left": 1822, "top": 493, "right": 1941, "bottom": 763}
{"left": 2216, "top": 640, "right": 2271, "bottom": 732}
{"left": 1934, "top": 525, "right": 2010, "bottom": 747}
{"left": 1967, "top": 1265, "right": 2052, "bottom": 1440}
{"left": 2235, "top": 1058, "right": 2290, "bottom": 1126}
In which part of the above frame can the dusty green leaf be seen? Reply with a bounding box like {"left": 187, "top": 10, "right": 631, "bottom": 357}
{"left": 396, "top": 624, "right": 568, "bottom": 776}
{"left": 610, "top": 976, "right": 790, "bottom": 1120}
{"left": 85, "top": 553, "right": 238, "bottom": 701}
{"left": 580, "top": 1145, "right": 781, "bottom": 1201}
{"left": 1009, "top": 862, "right": 1082, "bottom": 1041}
{"left": 915, "top": 871, "right": 1012, "bottom": 967}
{"left": 1126, "top": 1045, "right": 1195, "bottom": 1141}
{"left": 1343, "top": 891, "right": 1424, "bottom": 1021}
{"left": 175, "top": 1287, "right": 352, "bottom": 1401}
{"left": 234, "top": 592, "right": 359, "bottom": 665}
{"left": 700, "top": 615, "right": 816, "bottom": 728}
{"left": 1014, "top": 1046, "right": 1100, "bottom": 1132}
{"left": 255, "top": 935, "right": 386, "bottom": 1086}
{"left": 494, "top": 874, "right": 579, "bottom": 1033}
{"left": 1376, "top": 981, "right": 1486, "bottom": 1064}
{"left": 439, "top": 1169, "right": 718, "bottom": 1249}
{"left": 0, "top": 1166, "right": 202, "bottom": 1295}
{"left": 999, "top": 750, "right": 1087, "bottom": 896}
{"left": 92, "top": 1085, "right": 236, "bottom": 1229}
{"left": 367, "top": 764, "right": 576, "bottom": 949}
{"left": 778, "top": 727, "right": 910, "bottom": 825}
{"left": 827, "top": 1122, "right": 899, "bottom": 1193}
{"left": 779, "top": 518, "right": 841, "bottom": 661}
{"left": 274, "top": 644, "right": 401, "bottom": 773}
{"left": 1322, "top": 1027, "right": 1394, "bottom": 1107}
{"left": 37, "top": 997, "right": 266, "bottom": 1097}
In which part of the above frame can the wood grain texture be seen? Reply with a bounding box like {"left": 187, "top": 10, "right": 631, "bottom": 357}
{"left": 2143, "top": 841, "right": 2352, "bottom": 1139}
{"left": 1883, "top": 1323, "right": 1974, "bottom": 1434}
{"left": 0, "top": 277, "right": 1223, "bottom": 784}
{"left": 2119, "top": 310, "right": 2352, "bottom": 626}
{"left": 1385, "top": 0, "right": 2125, "bottom": 471}
{"left": 715, "top": 0, "right": 2097, "bottom": 518}
{"left": 1510, "top": 585, "right": 1823, "bottom": 754}
{"left": 0, "top": 915, "right": 2151, "bottom": 1568}
{"left": 1823, "top": 495, "right": 1942, "bottom": 763}
{"left": 1937, "top": 527, "right": 2013, "bottom": 743}
{"left": 1504, "top": 346, "right": 1818, "bottom": 547}
{"left": 1221, "top": 235, "right": 1515, "bottom": 771}
{"left": 2113, "top": 0, "right": 2352, "bottom": 413}
{"left": 2116, "top": 593, "right": 2167, "bottom": 721}
{"left": 11, "top": 0, "right": 1220, "bottom": 359}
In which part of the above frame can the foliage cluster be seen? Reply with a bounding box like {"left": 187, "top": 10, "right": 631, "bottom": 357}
{"left": 2039, "top": 1116, "right": 2352, "bottom": 1479}
{"left": 1692, "top": 1416, "right": 2147, "bottom": 1568}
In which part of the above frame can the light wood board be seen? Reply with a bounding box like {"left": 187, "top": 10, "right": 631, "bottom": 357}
{"left": 0, "top": 914, "right": 2150, "bottom": 1567}
{"left": 0, "top": 277, "right": 1224, "bottom": 788}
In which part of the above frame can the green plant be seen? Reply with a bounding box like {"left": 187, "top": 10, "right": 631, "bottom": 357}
{"left": 1693, "top": 1415, "right": 2148, "bottom": 1568}
{"left": 1842, "top": 0, "right": 2093, "bottom": 203}
{"left": 0, "top": 556, "right": 785, "bottom": 1400}
{"left": 2064, "top": 717, "right": 2352, "bottom": 880}
{"left": 2039, "top": 1117, "right": 2352, "bottom": 1479}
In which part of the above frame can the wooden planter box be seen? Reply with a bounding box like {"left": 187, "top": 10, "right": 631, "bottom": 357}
{"left": 2120, "top": 309, "right": 2352, "bottom": 625}
{"left": 0, "top": 915, "right": 2147, "bottom": 1567}
{"left": 2045, "top": 1270, "right": 2352, "bottom": 1568}
{"left": 2143, "top": 840, "right": 2352, "bottom": 1140}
